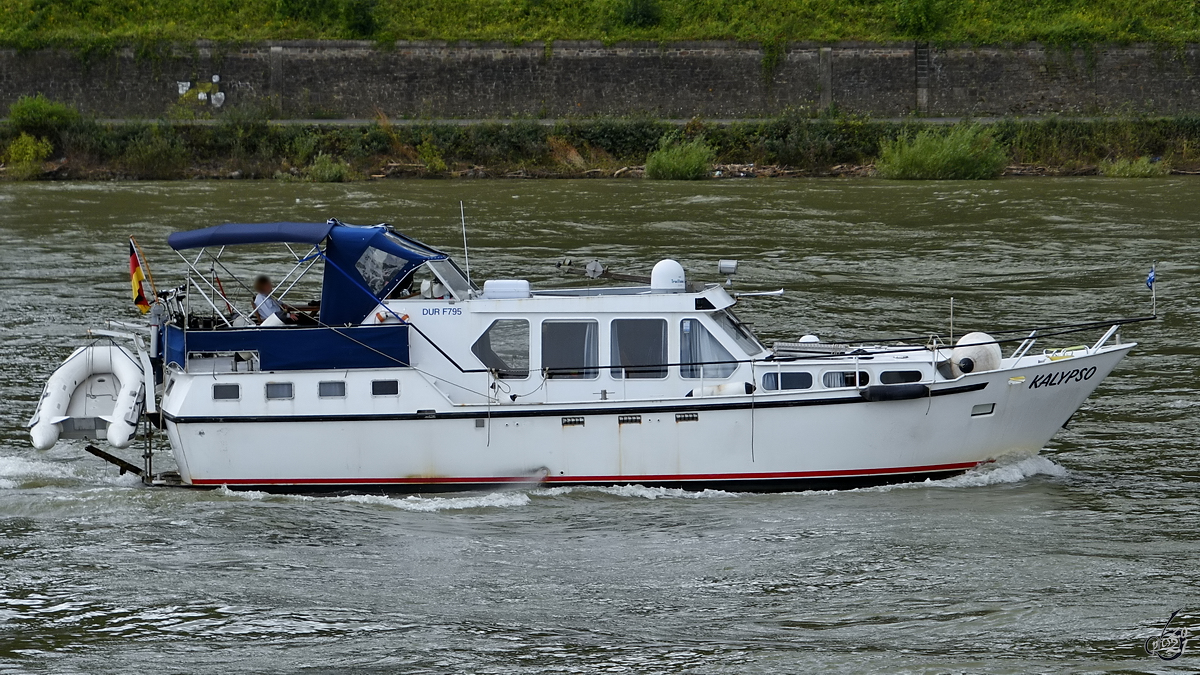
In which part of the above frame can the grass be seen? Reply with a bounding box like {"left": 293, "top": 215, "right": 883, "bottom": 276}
{"left": 6, "top": 97, "right": 1200, "bottom": 180}
{"left": 645, "top": 135, "right": 715, "bottom": 179}
{"left": 877, "top": 123, "right": 1009, "bottom": 180}
{"left": 5, "top": 0, "right": 1200, "bottom": 50}
{"left": 1098, "top": 156, "right": 1171, "bottom": 177}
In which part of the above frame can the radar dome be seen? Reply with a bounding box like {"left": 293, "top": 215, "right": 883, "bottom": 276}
{"left": 650, "top": 259, "right": 686, "bottom": 292}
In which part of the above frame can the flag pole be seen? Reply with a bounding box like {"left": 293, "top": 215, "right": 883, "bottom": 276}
{"left": 130, "top": 235, "right": 158, "bottom": 298}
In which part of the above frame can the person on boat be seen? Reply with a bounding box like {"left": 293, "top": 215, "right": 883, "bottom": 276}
{"left": 253, "top": 275, "right": 292, "bottom": 324}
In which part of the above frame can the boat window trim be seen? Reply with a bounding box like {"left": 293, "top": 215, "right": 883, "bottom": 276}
{"left": 679, "top": 318, "right": 737, "bottom": 380}
{"left": 426, "top": 258, "right": 480, "bottom": 300}
{"left": 372, "top": 379, "right": 400, "bottom": 396}
{"left": 541, "top": 319, "right": 600, "bottom": 380}
{"left": 318, "top": 380, "right": 346, "bottom": 398}
{"left": 472, "top": 319, "right": 531, "bottom": 380}
{"left": 610, "top": 318, "right": 669, "bottom": 380}
{"left": 710, "top": 308, "right": 766, "bottom": 356}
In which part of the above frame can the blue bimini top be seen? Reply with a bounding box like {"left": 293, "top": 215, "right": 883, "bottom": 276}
{"left": 167, "top": 221, "right": 335, "bottom": 250}
{"left": 166, "top": 220, "right": 449, "bottom": 326}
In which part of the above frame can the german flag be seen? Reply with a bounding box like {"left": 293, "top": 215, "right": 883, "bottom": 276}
{"left": 129, "top": 236, "right": 155, "bottom": 314}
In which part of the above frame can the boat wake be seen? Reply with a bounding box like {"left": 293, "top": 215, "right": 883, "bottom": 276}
{"left": 0, "top": 452, "right": 135, "bottom": 489}
{"left": 924, "top": 453, "right": 1068, "bottom": 489}
{"left": 213, "top": 485, "right": 532, "bottom": 512}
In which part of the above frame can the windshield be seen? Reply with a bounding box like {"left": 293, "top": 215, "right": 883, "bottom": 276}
{"left": 426, "top": 258, "right": 479, "bottom": 300}
{"left": 711, "top": 308, "right": 766, "bottom": 356}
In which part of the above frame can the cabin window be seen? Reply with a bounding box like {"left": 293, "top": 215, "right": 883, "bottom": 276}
{"left": 680, "top": 319, "right": 736, "bottom": 379}
{"left": 265, "top": 382, "right": 293, "bottom": 400}
{"left": 319, "top": 381, "right": 346, "bottom": 398}
{"left": 356, "top": 247, "right": 408, "bottom": 295}
{"left": 880, "top": 370, "right": 924, "bottom": 384}
{"left": 212, "top": 383, "right": 240, "bottom": 400}
{"left": 542, "top": 320, "right": 598, "bottom": 379}
{"left": 610, "top": 319, "right": 668, "bottom": 379}
{"left": 763, "top": 372, "right": 814, "bottom": 391}
{"left": 472, "top": 319, "right": 530, "bottom": 379}
{"left": 823, "top": 371, "right": 870, "bottom": 388}
{"left": 711, "top": 309, "right": 765, "bottom": 356}
{"left": 372, "top": 380, "right": 399, "bottom": 396}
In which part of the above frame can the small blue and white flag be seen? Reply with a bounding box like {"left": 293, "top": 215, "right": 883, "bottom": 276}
{"left": 1146, "top": 265, "right": 1156, "bottom": 289}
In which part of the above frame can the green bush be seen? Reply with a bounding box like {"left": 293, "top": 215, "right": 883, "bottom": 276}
{"left": 290, "top": 133, "right": 320, "bottom": 165}
{"left": 876, "top": 123, "right": 1008, "bottom": 179}
{"left": 895, "top": 0, "right": 943, "bottom": 37}
{"left": 1098, "top": 156, "right": 1171, "bottom": 177}
{"left": 3, "top": 132, "right": 53, "bottom": 180}
{"left": 616, "top": 0, "right": 661, "bottom": 28}
{"left": 8, "top": 94, "right": 80, "bottom": 141}
{"left": 417, "top": 139, "right": 448, "bottom": 173}
{"left": 305, "top": 152, "right": 352, "bottom": 181}
{"left": 645, "top": 135, "right": 715, "bottom": 180}
{"left": 121, "top": 127, "right": 190, "bottom": 179}
{"left": 342, "top": 0, "right": 378, "bottom": 37}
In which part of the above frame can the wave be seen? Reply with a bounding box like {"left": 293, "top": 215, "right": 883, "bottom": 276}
{"left": 928, "top": 453, "right": 1067, "bottom": 488}
{"left": 0, "top": 453, "right": 79, "bottom": 487}
{"left": 213, "top": 485, "right": 530, "bottom": 512}
{"left": 537, "top": 482, "right": 739, "bottom": 499}
{"left": 338, "top": 492, "right": 531, "bottom": 511}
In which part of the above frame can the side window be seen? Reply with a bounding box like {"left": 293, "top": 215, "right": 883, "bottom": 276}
{"left": 611, "top": 319, "right": 668, "bottom": 379}
{"left": 881, "top": 370, "right": 924, "bottom": 384}
{"left": 542, "top": 320, "right": 599, "bottom": 380}
{"left": 355, "top": 246, "right": 407, "bottom": 294}
{"left": 372, "top": 380, "right": 399, "bottom": 396}
{"left": 265, "top": 382, "right": 293, "bottom": 400}
{"left": 680, "top": 319, "right": 736, "bottom": 379}
{"left": 213, "top": 383, "right": 240, "bottom": 400}
{"left": 823, "top": 371, "right": 870, "bottom": 388}
{"left": 471, "top": 319, "right": 530, "bottom": 379}
{"left": 319, "top": 381, "right": 346, "bottom": 397}
{"left": 763, "top": 372, "right": 813, "bottom": 391}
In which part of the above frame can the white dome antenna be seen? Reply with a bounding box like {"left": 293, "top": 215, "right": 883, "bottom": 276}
{"left": 650, "top": 259, "right": 686, "bottom": 292}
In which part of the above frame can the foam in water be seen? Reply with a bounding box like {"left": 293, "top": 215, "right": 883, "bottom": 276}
{"left": 929, "top": 454, "right": 1067, "bottom": 488}
{"left": 213, "top": 485, "right": 531, "bottom": 512}
{"left": 0, "top": 453, "right": 79, "bottom": 487}
{"left": 339, "top": 492, "right": 531, "bottom": 512}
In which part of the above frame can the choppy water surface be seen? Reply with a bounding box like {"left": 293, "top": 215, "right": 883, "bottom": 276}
{"left": 1, "top": 179, "right": 1198, "bottom": 673}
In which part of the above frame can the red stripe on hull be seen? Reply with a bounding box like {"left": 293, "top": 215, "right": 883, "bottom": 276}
{"left": 189, "top": 461, "right": 982, "bottom": 486}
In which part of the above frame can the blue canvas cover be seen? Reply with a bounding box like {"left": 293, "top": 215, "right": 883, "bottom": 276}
{"left": 168, "top": 222, "right": 334, "bottom": 250}
{"left": 162, "top": 324, "right": 410, "bottom": 371}
{"left": 319, "top": 225, "right": 447, "bottom": 326}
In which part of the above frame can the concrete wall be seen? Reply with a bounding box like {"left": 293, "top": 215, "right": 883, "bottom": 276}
{"left": 2, "top": 40, "right": 1199, "bottom": 119}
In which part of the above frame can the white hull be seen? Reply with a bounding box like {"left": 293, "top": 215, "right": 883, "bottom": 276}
{"left": 161, "top": 344, "right": 1131, "bottom": 492}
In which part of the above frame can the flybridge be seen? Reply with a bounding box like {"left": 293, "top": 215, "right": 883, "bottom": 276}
{"left": 167, "top": 219, "right": 461, "bottom": 326}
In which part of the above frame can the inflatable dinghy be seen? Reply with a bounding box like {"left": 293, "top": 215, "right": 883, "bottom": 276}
{"left": 29, "top": 343, "right": 145, "bottom": 450}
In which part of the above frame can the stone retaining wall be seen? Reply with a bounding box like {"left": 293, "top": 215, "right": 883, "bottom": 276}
{"left": 2, "top": 41, "right": 1197, "bottom": 119}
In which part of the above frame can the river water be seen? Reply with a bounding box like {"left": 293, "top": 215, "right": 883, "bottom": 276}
{"left": 0, "top": 179, "right": 1197, "bottom": 673}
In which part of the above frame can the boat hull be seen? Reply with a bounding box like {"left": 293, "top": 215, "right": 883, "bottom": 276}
{"left": 160, "top": 344, "right": 1132, "bottom": 493}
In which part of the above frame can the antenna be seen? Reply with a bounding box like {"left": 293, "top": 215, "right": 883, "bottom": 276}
{"left": 950, "top": 296, "right": 955, "bottom": 345}
{"left": 460, "top": 200, "right": 471, "bottom": 289}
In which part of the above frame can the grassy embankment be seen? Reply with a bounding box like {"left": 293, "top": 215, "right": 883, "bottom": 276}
{"left": 1, "top": 96, "right": 1196, "bottom": 181}
{"left": 6, "top": 0, "right": 1200, "bottom": 49}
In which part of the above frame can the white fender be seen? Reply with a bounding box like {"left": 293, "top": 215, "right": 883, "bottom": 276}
{"left": 29, "top": 344, "right": 144, "bottom": 450}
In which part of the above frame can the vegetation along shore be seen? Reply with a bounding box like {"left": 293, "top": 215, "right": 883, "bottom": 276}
{"left": 2, "top": 96, "right": 1198, "bottom": 182}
